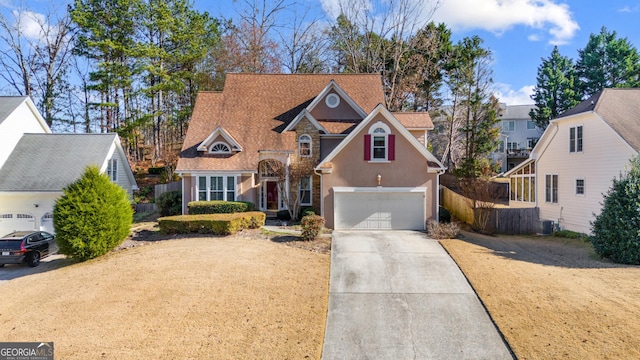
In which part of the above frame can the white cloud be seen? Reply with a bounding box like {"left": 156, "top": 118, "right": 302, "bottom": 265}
{"left": 528, "top": 34, "right": 541, "bottom": 42}
{"left": 430, "top": 0, "right": 579, "bottom": 45}
{"left": 13, "top": 10, "right": 46, "bottom": 41}
{"left": 494, "top": 84, "right": 534, "bottom": 105}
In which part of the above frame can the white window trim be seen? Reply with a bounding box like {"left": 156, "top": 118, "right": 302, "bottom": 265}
{"left": 569, "top": 125, "right": 583, "bottom": 153}
{"left": 545, "top": 174, "right": 559, "bottom": 204}
{"left": 299, "top": 176, "right": 312, "bottom": 206}
{"left": 196, "top": 175, "right": 238, "bottom": 202}
{"left": 107, "top": 158, "right": 118, "bottom": 182}
{"left": 526, "top": 120, "right": 536, "bottom": 130}
{"left": 209, "top": 141, "right": 232, "bottom": 154}
{"left": 502, "top": 120, "right": 515, "bottom": 132}
{"left": 325, "top": 93, "right": 340, "bottom": 108}
{"left": 575, "top": 177, "right": 585, "bottom": 196}
{"left": 298, "top": 134, "right": 312, "bottom": 158}
{"left": 368, "top": 121, "right": 391, "bottom": 162}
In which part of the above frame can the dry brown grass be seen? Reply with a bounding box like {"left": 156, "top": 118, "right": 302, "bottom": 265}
{"left": 0, "top": 235, "right": 330, "bottom": 359}
{"left": 441, "top": 231, "right": 640, "bottom": 360}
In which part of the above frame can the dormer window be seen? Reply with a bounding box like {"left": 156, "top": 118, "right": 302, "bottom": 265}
{"left": 299, "top": 134, "right": 312, "bottom": 157}
{"left": 210, "top": 142, "right": 231, "bottom": 154}
{"left": 364, "top": 122, "right": 395, "bottom": 162}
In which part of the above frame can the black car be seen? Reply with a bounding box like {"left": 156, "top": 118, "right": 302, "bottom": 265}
{"left": 0, "top": 231, "right": 58, "bottom": 267}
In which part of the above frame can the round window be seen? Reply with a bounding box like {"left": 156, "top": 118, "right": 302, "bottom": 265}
{"left": 325, "top": 93, "right": 340, "bottom": 108}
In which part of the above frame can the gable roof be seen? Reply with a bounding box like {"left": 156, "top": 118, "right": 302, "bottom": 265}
{"left": 177, "top": 73, "right": 385, "bottom": 172}
{"left": 555, "top": 88, "right": 640, "bottom": 152}
{"left": 0, "top": 133, "right": 134, "bottom": 191}
{"left": 197, "top": 126, "right": 243, "bottom": 152}
{"left": 0, "top": 96, "right": 50, "bottom": 132}
{"left": 316, "top": 104, "right": 445, "bottom": 172}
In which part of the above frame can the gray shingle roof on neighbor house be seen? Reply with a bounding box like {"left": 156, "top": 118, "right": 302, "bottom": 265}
{"left": 0, "top": 96, "right": 28, "bottom": 125}
{"left": 500, "top": 104, "right": 535, "bottom": 120}
{"left": 0, "top": 133, "right": 116, "bottom": 191}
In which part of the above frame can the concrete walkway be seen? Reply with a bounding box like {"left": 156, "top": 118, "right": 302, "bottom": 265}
{"left": 321, "top": 231, "right": 513, "bottom": 359}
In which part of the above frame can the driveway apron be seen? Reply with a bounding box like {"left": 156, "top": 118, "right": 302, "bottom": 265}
{"left": 322, "top": 231, "right": 513, "bottom": 360}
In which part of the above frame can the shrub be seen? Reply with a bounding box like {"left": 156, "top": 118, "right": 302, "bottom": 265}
{"left": 158, "top": 212, "right": 266, "bottom": 235}
{"left": 53, "top": 166, "right": 133, "bottom": 261}
{"left": 157, "top": 191, "right": 182, "bottom": 216}
{"left": 148, "top": 167, "right": 165, "bottom": 175}
{"left": 590, "top": 157, "right": 640, "bottom": 264}
{"left": 300, "top": 214, "right": 325, "bottom": 241}
{"left": 427, "top": 220, "right": 460, "bottom": 240}
{"left": 439, "top": 206, "right": 451, "bottom": 223}
{"left": 299, "top": 206, "right": 317, "bottom": 218}
{"left": 553, "top": 230, "right": 587, "bottom": 240}
{"left": 188, "top": 201, "right": 254, "bottom": 214}
{"left": 277, "top": 210, "right": 291, "bottom": 221}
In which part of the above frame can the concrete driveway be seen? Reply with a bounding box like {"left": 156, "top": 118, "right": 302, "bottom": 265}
{"left": 322, "top": 231, "right": 513, "bottom": 359}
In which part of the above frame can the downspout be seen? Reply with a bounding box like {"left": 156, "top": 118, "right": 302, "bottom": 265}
{"left": 314, "top": 168, "right": 324, "bottom": 218}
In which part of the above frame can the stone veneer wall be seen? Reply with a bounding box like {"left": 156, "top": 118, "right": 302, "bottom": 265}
{"left": 294, "top": 117, "right": 322, "bottom": 213}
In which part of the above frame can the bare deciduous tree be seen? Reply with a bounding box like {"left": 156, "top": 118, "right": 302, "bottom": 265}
{"left": 262, "top": 158, "right": 314, "bottom": 220}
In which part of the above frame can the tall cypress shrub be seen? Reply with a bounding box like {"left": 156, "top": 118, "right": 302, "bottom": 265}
{"left": 590, "top": 157, "right": 640, "bottom": 264}
{"left": 54, "top": 166, "right": 133, "bottom": 261}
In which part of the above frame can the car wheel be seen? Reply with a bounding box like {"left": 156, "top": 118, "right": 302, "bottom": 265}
{"left": 0, "top": 264, "right": 4, "bottom": 268}
{"left": 27, "top": 252, "right": 41, "bottom": 267}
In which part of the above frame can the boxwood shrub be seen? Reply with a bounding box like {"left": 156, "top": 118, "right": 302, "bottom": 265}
{"left": 158, "top": 211, "right": 265, "bottom": 235}
{"left": 188, "top": 200, "right": 255, "bottom": 214}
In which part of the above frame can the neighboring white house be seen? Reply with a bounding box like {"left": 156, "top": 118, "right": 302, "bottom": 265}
{"left": 0, "top": 134, "right": 138, "bottom": 235}
{"left": 0, "top": 97, "right": 51, "bottom": 169}
{"left": 506, "top": 89, "right": 640, "bottom": 234}
{"left": 491, "top": 104, "right": 543, "bottom": 173}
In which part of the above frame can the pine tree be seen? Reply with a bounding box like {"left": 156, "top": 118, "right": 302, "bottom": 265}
{"left": 529, "top": 46, "right": 581, "bottom": 129}
{"left": 576, "top": 26, "right": 640, "bottom": 98}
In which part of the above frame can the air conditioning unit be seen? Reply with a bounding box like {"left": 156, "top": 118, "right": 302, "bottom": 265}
{"left": 540, "top": 220, "right": 554, "bottom": 235}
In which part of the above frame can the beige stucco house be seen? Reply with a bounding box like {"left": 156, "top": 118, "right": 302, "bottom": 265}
{"left": 176, "top": 74, "right": 445, "bottom": 230}
{"left": 506, "top": 88, "right": 640, "bottom": 234}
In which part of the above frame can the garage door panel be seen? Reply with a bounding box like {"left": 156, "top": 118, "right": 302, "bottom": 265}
{"left": 334, "top": 190, "right": 425, "bottom": 230}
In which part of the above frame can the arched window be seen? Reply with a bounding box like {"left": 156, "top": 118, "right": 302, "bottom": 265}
{"left": 298, "top": 134, "right": 312, "bottom": 157}
{"left": 210, "top": 142, "right": 231, "bottom": 153}
{"left": 365, "top": 122, "right": 395, "bottom": 161}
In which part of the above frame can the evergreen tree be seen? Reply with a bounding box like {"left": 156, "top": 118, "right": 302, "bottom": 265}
{"left": 576, "top": 26, "right": 640, "bottom": 98}
{"left": 53, "top": 166, "right": 133, "bottom": 261}
{"left": 529, "top": 46, "right": 581, "bottom": 129}
{"left": 591, "top": 157, "right": 640, "bottom": 264}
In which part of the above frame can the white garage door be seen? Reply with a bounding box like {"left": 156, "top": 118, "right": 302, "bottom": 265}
{"left": 334, "top": 188, "right": 426, "bottom": 230}
{"left": 0, "top": 213, "right": 36, "bottom": 236}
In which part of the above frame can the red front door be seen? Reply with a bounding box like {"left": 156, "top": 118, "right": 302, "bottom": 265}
{"left": 266, "top": 181, "right": 278, "bottom": 210}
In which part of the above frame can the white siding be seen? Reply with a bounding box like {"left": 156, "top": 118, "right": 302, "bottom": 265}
{"left": 0, "top": 192, "right": 61, "bottom": 235}
{"left": 112, "top": 149, "right": 135, "bottom": 198}
{"left": 0, "top": 101, "right": 50, "bottom": 169}
{"left": 536, "top": 113, "right": 636, "bottom": 234}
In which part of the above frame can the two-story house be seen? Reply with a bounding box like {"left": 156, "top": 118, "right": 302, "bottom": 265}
{"left": 176, "top": 74, "right": 445, "bottom": 230}
{"left": 491, "top": 104, "right": 543, "bottom": 173}
{"left": 506, "top": 89, "right": 640, "bottom": 234}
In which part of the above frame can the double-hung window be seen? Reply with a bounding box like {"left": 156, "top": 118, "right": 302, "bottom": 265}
{"left": 575, "top": 178, "right": 585, "bottom": 195}
{"left": 545, "top": 174, "right": 558, "bottom": 203}
{"left": 569, "top": 125, "right": 583, "bottom": 153}
{"left": 502, "top": 120, "right": 515, "bottom": 132}
{"left": 299, "top": 176, "right": 312, "bottom": 205}
{"left": 197, "top": 175, "right": 236, "bottom": 201}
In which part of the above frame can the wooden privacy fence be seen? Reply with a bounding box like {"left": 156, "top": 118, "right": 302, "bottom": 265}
{"left": 442, "top": 187, "right": 540, "bottom": 235}
{"left": 134, "top": 203, "right": 157, "bottom": 214}
{"left": 155, "top": 180, "right": 182, "bottom": 202}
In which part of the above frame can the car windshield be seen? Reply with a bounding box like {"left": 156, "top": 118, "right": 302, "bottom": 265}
{"left": 0, "top": 239, "right": 23, "bottom": 250}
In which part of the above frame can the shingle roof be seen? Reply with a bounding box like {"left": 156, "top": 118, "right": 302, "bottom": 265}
{"left": 500, "top": 104, "right": 535, "bottom": 120}
{"left": 392, "top": 112, "right": 434, "bottom": 129}
{"left": 0, "top": 134, "right": 116, "bottom": 191}
{"left": 0, "top": 97, "right": 28, "bottom": 125}
{"left": 177, "top": 73, "right": 385, "bottom": 172}
{"left": 556, "top": 88, "right": 640, "bottom": 151}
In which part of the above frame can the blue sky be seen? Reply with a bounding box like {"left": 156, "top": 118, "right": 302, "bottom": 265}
{"left": 201, "top": 0, "right": 640, "bottom": 105}
{"left": 3, "top": 0, "right": 640, "bottom": 105}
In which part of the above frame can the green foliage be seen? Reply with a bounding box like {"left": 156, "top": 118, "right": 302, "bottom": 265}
{"left": 157, "top": 191, "right": 182, "bottom": 217}
{"left": 553, "top": 230, "right": 588, "bottom": 241}
{"left": 277, "top": 210, "right": 292, "bottom": 221}
{"left": 300, "top": 214, "right": 325, "bottom": 241}
{"left": 53, "top": 166, "right": 133, "bottom": 261}
{"left": 158, "top": 212, "right": 265, "bottom": 235}
{"left": 590, "top": 157, "right": 640, "bottom": 264}
{"left": 188, "top": 201, "right": 254, "bottom": 214}
{"left": 530, "top": 46, "right": 582, "bottom": 129}
{"left": 576, "top": 27, "right": 640, "bottom": 98}
{"left": 148, "top": 167, "right": 165, "bottom": 175}
{"left": 439, "top": 206, "right": 451, "bottom": 223}
{"left": 300, "top": 207, "right": 317, "bottom": 218}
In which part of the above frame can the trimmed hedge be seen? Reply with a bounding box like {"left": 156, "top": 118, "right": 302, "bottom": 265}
{"left": 300, "top": 214, "right": 325, "bottom": 241}
{"left": 188, "top": 200, "right": 255, "bottom": 214}
{"left": 158, "top": 211, "right": 266, "bottom": 235}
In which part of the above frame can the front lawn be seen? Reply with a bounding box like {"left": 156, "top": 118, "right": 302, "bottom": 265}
{"left": 441, "top": 231, "right": 640, "bottom": 360}
{"left": 0, "top": 235, "right": 330, "bottom": 359}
